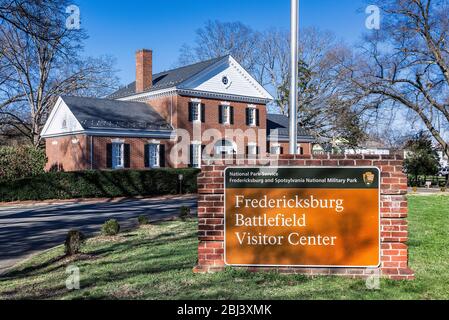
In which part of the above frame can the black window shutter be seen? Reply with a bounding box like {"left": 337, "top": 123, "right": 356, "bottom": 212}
{"left": 144, "top": 144, "right": 150, "bottom": 168}
{"left": 201, "top": 104, "right": 206, "bottom": 123}
{"left": 245, "top": 146, "right": 249, "bottom": 155}
{"left": 256, "top": 108, "right": 260, "bottom": 126}
{"left": 124, "top": 144, "right": 131, "bottom": 168}
{"left": 280, "top": 147, "right": 284, "bottom": 155}
{"left": 246, "top": 108, "right": 250, "bottom": 125}
{"left": 256, "top": 146, "right": 260, "bottom": 155}
{"left": 230, "top": 106, "right": 234, "bottom": 125}
{"left": 201, "top": 144, "right": 206, "bottom": 159}
{"left": 218, "top": 105, "right": 223, "bottom": 124}
{"left": 188, "top": 102, "right": 193, "bottom": 122}
{"left": 189, "top": 144, "right": 194, "bottom": 167}
{"left": 159, "top": 144, "right": 166, "bottom": 167}
{"left": 106, "top": 144, "right": 113, "bottom": 168}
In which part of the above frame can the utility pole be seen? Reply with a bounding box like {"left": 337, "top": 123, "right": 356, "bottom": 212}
{"left": 289, "top": 0, "right": 299, "bottom": 154}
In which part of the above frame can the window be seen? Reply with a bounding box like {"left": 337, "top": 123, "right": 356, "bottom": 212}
{"left": 191, "top": 143, "right": 201, "bottom": 168}
{"left": 112, "top": 143, "right": 124, "bottom": 169}
{"left": 248, "top": 143, "right": 257, "bottom": 156}
{"left": 148, "top": 144, "right": 160, "bottom": 168}
{"left": 222, "top": 105, "right": 230, "bottom": 124}
{"left": 215, "top": 139, "right": 234, "bottom": 155}
{"left": 191, "top": 102, "right": 201, "bottom": 122}
{"left": 270, "top": 145, "right": 281, "bottom": 155}
{"left": 247, "top": 107, "right": 257, "bottom": 126}
{"left": 61, "top": 117, "right": 67, "bottom": 129}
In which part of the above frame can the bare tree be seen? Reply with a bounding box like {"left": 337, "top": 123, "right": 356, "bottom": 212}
{"left": 341, "top": 0, "right": 449, "bottom": 158}
{"left": 178, "top": 20, "right": 261, "bottom": 78}
{"left": 0, "top": 0, "right": 118, "bottom": 147}
{"left": 276, "top": 29, "right": 368, "bottom": 146}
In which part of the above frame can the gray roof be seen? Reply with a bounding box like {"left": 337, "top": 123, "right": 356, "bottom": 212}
{"left": 267, "top": 113, "right": 314, "bottom": 142}
{"left": 61, "top": 96, "right": 172, "bottom": 131}
{"left": 108, "top": 56, "right": 226, "bottom": 99}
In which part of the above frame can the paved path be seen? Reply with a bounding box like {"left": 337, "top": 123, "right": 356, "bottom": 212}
{"left": 0, "top": 195, "right": 197, "bottom": 274}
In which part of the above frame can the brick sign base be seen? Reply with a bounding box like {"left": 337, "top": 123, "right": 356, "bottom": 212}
{"left": 194, "top": 155, "right": 415, "bottom": 280}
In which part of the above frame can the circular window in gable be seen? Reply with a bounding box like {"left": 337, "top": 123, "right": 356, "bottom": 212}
{"left": 222, "top": 76, "right": 229, "bottom": 86}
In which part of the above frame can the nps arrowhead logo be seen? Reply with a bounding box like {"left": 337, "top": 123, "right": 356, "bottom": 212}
{"left": 363, "top": 171, "right": 376, "bottom": 186}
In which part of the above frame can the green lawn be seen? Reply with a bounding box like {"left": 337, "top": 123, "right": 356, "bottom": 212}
{"left": 0, "top": 195, "right": 448, "bottom": 300}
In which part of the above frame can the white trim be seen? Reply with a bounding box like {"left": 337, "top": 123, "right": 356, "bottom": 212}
{"left": 116, "top": 55, "right": 273, "bottom": 103}
{"left": 119, "top": 87, "right": 271, "bottom": 105}
{"left": 221, "top": 104, "right": 231, "bottom": 125}
{"left": 41, "top": 97, "right": 85, "bottom": 137}
{"left": 111, "top": 138, "right": 125, "bottom": 143}
{"left": 180, "top": 56, "right": 273, "bottom": 100}
{"left": 112, "top": 142, "right": 125, "bottom": 169}
{"left": 221, "top": 101, "right": 231, "bottom": 106}
{"left": 148, "top": 143, "right": 161, "bottom": 168}
{"left": 190, "top": 98, "right": 202, "bottom": 103}
{"left": 42, "top": 129, "right": 173, "bottom": 139}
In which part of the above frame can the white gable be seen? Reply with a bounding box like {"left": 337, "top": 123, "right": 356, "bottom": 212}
{"left": 41, "top": 97, "right": 84, "bottom": 137}
{"left": 179, "top": 56, "right": 273, "bottom": 101}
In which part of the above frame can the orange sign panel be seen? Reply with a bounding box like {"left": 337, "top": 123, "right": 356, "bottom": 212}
{"left": 224, "top": 167, "right": 380, "bottom": 267}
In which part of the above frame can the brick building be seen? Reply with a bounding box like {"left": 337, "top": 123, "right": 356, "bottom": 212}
{"left": 42, "top": 50, "right": 314, "bottom": 171}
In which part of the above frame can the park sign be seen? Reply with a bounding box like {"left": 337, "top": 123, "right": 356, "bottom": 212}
{"left": 224, "top": 167, "right": 381, "bottom": 268}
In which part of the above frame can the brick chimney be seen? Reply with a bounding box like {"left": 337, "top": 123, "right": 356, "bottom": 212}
{"left": 136, "top": 49, "right": 153, "bottom": 93}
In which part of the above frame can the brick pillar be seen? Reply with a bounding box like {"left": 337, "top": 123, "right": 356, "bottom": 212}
{"left": 194, "top": 154, "right": 414, "bottom": 280}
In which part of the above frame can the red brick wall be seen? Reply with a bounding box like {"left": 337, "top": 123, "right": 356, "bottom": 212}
{"left": 90, "top": 136, "right": 173, "bottom": 170}
{"left": 45, "top": 135, "right": 173, "bottom": 171}
{"left": 45, "top": 135, "right": 89, "bottom": 172}
{"left": 136, "top": 49, "right": 153, "bottom": 93}
{"left": 176, "top": 95, "right": 266, "bottom": 146}
{"left": 194, "top": 154, "right": 414, "bottom": 280}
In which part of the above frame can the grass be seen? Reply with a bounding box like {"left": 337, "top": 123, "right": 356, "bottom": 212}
{"left": 0, "top": 195, "right": 448, "bottom": 300}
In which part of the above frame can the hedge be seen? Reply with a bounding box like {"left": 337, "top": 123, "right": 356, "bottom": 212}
{"left": 0, "top": 169, "right": 200, "bottom": 202}
{"left": 0, "top": 146, "right": 47, "bottom": 181}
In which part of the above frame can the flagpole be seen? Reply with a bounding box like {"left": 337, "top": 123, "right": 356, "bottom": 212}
{"left": 289, "top": 0, "right": 299, "bottom": 154}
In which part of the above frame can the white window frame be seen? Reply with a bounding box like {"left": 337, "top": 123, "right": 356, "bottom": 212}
{"left": 222, "top": 105, "right": 230, "bottom": 125}
{"left": 191, "top": 142, "right": 202, "bottom": 168}
{"left": 248, "top": 143, "right": 257, "bottom": 156}
{"left": 191, "top": 101, "right": 201, "bottom": 122}
{"left": 112, "top": 142, "right": 124, "bottom": 169}
{"left": 270, "top": 144, "right": 281, "bottom": 155}
{"left": 248, "top": 106, "right": 257, "bottom": 126}
{"left": 61, "top": 116, "right": 68, "bottom": 130}
{"left": 148, "top": 143, "right": 160, "bottom": 168}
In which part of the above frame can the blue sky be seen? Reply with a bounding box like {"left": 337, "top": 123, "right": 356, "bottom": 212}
{"left": 76, "top": 0, "right": 369, "bottom": 85}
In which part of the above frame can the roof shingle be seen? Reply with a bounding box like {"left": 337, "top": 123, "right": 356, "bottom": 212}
{"left": 108, "top": 56, "right": 226, "bottom": 99}
{"left": 267, "top": 113, "right": 314, "bottom": 141}
{"left": 61, "top": 96, "right": 172, "bottom": 131}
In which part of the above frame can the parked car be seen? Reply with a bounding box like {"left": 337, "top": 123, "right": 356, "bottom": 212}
{"left": 439, "top": 167, "right": 449, "bottom": 176}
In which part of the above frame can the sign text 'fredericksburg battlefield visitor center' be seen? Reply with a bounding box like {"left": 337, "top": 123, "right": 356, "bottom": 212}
{"left": 224, "top": 167, "right": 381, "bottom": 268}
